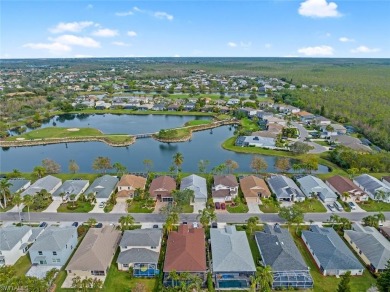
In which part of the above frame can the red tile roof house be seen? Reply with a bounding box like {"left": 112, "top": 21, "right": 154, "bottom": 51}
{"left": 326, "top": 175, "right": 368, "bottom": 202}
{"left": 212, "top": 175, "right": 239, "bottom": 203}
{"left": 163, "top": 225, "right": 207, "bottom": 287}
{"left": 149, "top": 176, "right": 176, "bottom": 202}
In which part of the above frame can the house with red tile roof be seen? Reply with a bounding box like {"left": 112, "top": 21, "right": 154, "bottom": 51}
{"left": 326, "top": 175, "right": 368, "bottom": 202}
{"left": 149, "top": 176, "right": 176, "bottom": 202}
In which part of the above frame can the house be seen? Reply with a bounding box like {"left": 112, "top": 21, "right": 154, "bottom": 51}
{"left": 0, "top": 226, "right": 32, "bottom": 265}
{"left": 238, "top": 107, "right": 258, "bottom": 117}
{"left": 320, "top": 124, "right": 347, "bottom": 136}
{"left": 84, "top": 175, "right": 119, "bottom": 204}
{"left": 379, "top": 227, "right": 390, "bottom": 241}
{"left": 163, "top": 225, "right": 207, "bottom": 286}
{"left": 382, "top": 176, "right": 390, "bottom": 188}
{"left": 95, "top": 100, "right": 111, "bottom": 109}
{"left": 180, "top": 174, "right": 207, "bottom": 205}
{"left": 210, "top": 226, "right": 256, "bottom": 289}
{"left": 329, "top": 135, "right": 372, "bottom": 152}
{"left": 66, "top": 226, "right": 121, "bottom": 281}
{"left": 297, "top": 175, "right": 337, "bottom": 203}
{"left": 252, "top": 123, "right": 284, "bottom": 139}
{"left": 255, "top": 224, "right": 313, "bottom": 289}
{"left": 240, "top": 175, "right": 271, "bottom": 203}
{"left": 212, "top": 175, "right": 239, "bottom": 203}
{"left": 301, "top": 225, "right": 363, "bottom": 276}
{"left": 116, "top": 175, "right": 147, "bottom": 202}
{"left": 21, "top": 175, "right": 62, "bottom": 197}
{"left": 235, "top": 136, "right": 276, "bottom": 149}
{"left": 152, "top": 103, "right": 166, "bottom": 111}
{"left": 117, "top": 229, "right": 162, "bottom": 277}
{"left": 183, "top": 102, "right": 196, "bottom": 111}
{"left": 167, "top": 104, "right": 180, "bottom": 111}
{"left": 227, "top": 98, "right": 240, "bottom": 106}
{"left": 312, "top": 116, "right": 331, "bottom": 126}
{"left": 8, "top": 179, "right": 31, "bottom": 194}
{"left": 344, "top": 223, "right": 390, "bottom": 273}
{"left": 296, "top": 111, "right": 315, "bottom": 123}
{"left": 326, "top": 175, "right": 368, "bottom": 202}
{"left": 265, "top": 116, "right": 286, "bottom": 127}
{"left": 353, "top": 174, "right": 390, "bottom": 202}
{"left": 149, "top": 176, "right": 176, "bottom": 202}
{"left": 29, "top": 226, "right": 77, "bottom": 266}
{"left": 267, "top": 175, "right": 305, "bottom": 202}
{"left": 52, "top": 180, "right": 89, "bottom": 202}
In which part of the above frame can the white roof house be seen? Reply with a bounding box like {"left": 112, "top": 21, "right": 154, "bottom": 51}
{"left": 236, "top": 136, "right": 276, "bottom": 149}
{"left": 180, "top": 174, "right": 207, "bottom": 204}
{"left": 21, "top": 175, "right": 62, "bottom": 197}
{"left": 354, "top": 174, "right": 390, "bottom": 202}
{"left": 297, "top": 175, "right": 337, "bottom": 203}
{"left": 267, "top": 175, "right": 305, "bottom": 202}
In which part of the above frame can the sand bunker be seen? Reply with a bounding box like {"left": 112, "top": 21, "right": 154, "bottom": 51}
{"left": 67, "top": 128, "right": 80, "bottom": 132}
{"left": 16, "top": 138, "right": 25, "bottom": 141}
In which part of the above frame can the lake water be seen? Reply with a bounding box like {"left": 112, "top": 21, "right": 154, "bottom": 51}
{"left": 1, "top": 120, "right": 329, "bottom": 174}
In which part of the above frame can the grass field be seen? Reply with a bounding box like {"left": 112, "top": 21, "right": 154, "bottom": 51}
{"left": 128, "top": 200, "right": 154, "bottom": 213}
{"left": 259, "top": 198, "right": 281, "bottom": 213}
{"left": 13, "top": 255, "right": 32, "bottom": 277}
{"left": 358, "top": 199, "right": 390, "bottom": 212}
{"left": 155, "top": 127, "right": 191, "bottom": 140}
{"left": 295, "top": 198, "right": 327, "bottom": 213}
{"left": 57, "top": 202, "right": 94, "bottom": 213}
{"left": 227, "top": 202, "right": 249, "bottom": 213}
{"left": 240, "top": 118, "right": 260, "bottom": 132}
{"left": 184, "top": 119, "right": 212, "bottom": 126}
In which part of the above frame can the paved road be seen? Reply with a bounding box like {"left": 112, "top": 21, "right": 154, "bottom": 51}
{"left": 293, "top": 122, "right": 327, "bottom": 154}
{"left": 1, "top": 211, "right": 387, "bottom": 224}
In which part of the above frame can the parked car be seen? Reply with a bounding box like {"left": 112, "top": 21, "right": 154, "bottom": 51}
{"left": 98, "top": 202, "right": 105, "bottom": 208}
{"left": 348, "top": 202, "right": 356, "bottom": 210}
{"left": 95, "top": 223, "right": 103, "bottom": 228}
{"left": 153, "top": 224, "right": 159, "bottom": 229}
{"left": 333, "top": 201, "right": 344, "bottom": 211}
{"left": 71, "top": 222, "right": 79, "bottom": 227}
{"left": 39, "top": 222, "right": 48, "bottom": 228}
{"left": 327, "top": 204, "right": 335, "bottom": 212}
{"left": 221, "top": 203, "right": 226, "bottom": 210}
{"left": 215, "top": 202, "right": 221, "bottom": 209}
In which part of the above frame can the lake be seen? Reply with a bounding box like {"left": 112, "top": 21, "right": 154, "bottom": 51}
{"left": 2, "top": 119, "right": 329, "bottom": 174}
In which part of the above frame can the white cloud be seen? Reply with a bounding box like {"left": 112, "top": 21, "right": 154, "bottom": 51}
{"left": 49, "top": 21, "right": 95, "bottom": 33}
{"left": 127, "top": 31, "right": 137, "bottom": 37}
{"left": 298, "top": 45, "right": 334, "bottom": 56}
{"left": 264, "top": 43, "right": 272, "bottom": 49}
{"left": 339, "top": 36, "right": 355, "bottom": 42}
{"left": 112, "top": 41, "right": 131, "bottom": 47}
{"left": 86, "top": 4, "right": 93, "bottom": 9}
{"left": 240, "top": 41, "right": 252, "bottom": 48}
{"left": 350, "top": 46, "right": 380, "bottom": 53}
{"left": 228, "top": 42, "right": 238, "bottom": 48}
{"left": 298, "top": 0, "right": 342, "bottom": 18}
{"left": 115, "top": 11, "right": 134, "bottom": 16}
{"left": 53, "top": 35, "right": 100, "bottom": 48}
{"left": 92, "top": 28, "right": 118, "bottom": 37}
{"left": 23, "top": 42, "right": 72, "bottom": 53}
{"left": 173, "top": 54, "right": 180, "bottom": 57}
{"left": 154, "top": 12, "right": 174, "bottom": 21}
{"left": 74, "top": 54, "right": 93, "bottom": 58}
{"left": 325, "top": 32, "right": 331, "bottom": 37}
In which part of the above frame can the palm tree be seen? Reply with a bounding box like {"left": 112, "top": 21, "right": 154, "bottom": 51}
{"left": 172, "top": 152, "right": 184, "bottom": 174}
{"left": 87, "top": 217, "right": 97, "bottom": 227}
{"left": 12, "top": 194, "right": 23, "bottom": 222}
{"left": 342, "top": 192, "right": 351, "bottom": 202}
{"left": 168, "top": 270, "right": 180, "bottom": 287}
{"left": 376, "top": 212, "right": 386, "bottom": 224}
{"left": 256, "top": 265, "right": 273, "bottom": 292}
{"left": 0, "top": 179, "right": 12, "bottom": 209}
{"left": 197, "top": 208, "right": 216, "bottom": 228}
{"left": 118, "top": 215, "right": 135, "bottom": 230}
{"left": 32, "top": 166, "right": 46, "bottom": 178}
{"left": 113, "top": 162, "right": 127, "bottom": 176}
{"left": 69, "top": 194, "right": 77, "bottom": 207}
{"left": 247, "top": 216, "right": 260, "bottom": 235}
{"left": 87, "top": 192, "right": 96, "bottom": 203}
{"left": 23, "top": 195, "right": 34, "bottom": 223}
{"left": 330, "top": 214, "right": 340, "bottom": 227}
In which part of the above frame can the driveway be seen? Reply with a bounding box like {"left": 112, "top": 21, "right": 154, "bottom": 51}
{"left": 110, "top": 202, "right": 127, "bottom": 213}
{"left": 26, "top": 265, "right": 60, "bottom": 279}
{"left": 7, "top": 204, "right": 24, "bottom": 213}
{"left": 42, "top": 201, "right": 62, "bottom": 213}
{"left": 192, "top": 202, "right": 206, "bottom": 214}
{"left": 89, "top": 203, "right": 105, "bottom": 213}
{"left": 247, "top": 203, "right": 262, "bottom": 214}
{"left": 292, "top": 122, "right": 327, "bottom": 154}
{"left": 153, "top": 201, "right": 168, "bottom": 214}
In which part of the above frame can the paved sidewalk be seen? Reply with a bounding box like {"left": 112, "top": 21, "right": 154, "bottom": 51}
{"left": 42, "top": 201, "right": 62, "bottom": 213}
{"left": 110, "top": 202, "right": 127, "bottom": 213}
{"left": 247, "top": 203, "right": 262, "bottom": 214}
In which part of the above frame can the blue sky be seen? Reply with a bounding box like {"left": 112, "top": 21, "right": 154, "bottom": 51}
{"left": 1, "top": 0, "right": 389, "bottom": 58}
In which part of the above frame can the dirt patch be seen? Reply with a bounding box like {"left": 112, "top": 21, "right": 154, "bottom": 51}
{"left": 16, "top": 138, "right": 25, "bottom": 141}
{"left": 67, "top": 128, "right": 80, "bottom": 132}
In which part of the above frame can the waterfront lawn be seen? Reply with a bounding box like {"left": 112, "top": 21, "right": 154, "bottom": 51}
{"left": 184, "top": 119, "right": 211, "bottom": 126}
{"left": 240, "top": 118, "right": 260, "bottom": 132}
{"left": 216, "top": 114, "right": 232, "bottom": 120}
{"left": 8, "top": 127, "right": 103, "bottom": 140}
{"left": 259, "top": 198, "right": 280, "bottom": 213}
{"left": 128, "top": 199, "right": 154, "bottom": 213}
{"left": 14, "top": 255, "right": 32, "bottom": 277}
{"left": 57, "top": 201, "right": 94, "bottom": 213}
{"left": 156, "top": 128, "right": 191, "bottom": 140}
{"left": 290, "top": 226, "right": 376, "bottom": 292}
{"left": 104, "top": 135, "right": 134, "bottom": 143}
{"left": 358, "top": 199, "right": 390, "bottom": 212}
{"left": 227, "top": 202, "right": 248, "bottom": 213}
{"left": 295, "top": 198, "right": 327, "bottom": 213}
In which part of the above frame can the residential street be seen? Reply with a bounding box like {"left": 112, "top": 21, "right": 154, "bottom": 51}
{"left": 292, "top": 122, "right": 327, "bottom": 154}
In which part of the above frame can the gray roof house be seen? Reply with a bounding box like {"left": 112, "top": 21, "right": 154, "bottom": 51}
{"left": 180, "top": 174, "right": 207, "bottom": 204}
{"left": 344, "top": 223, "right": 390, "bottom": 273}
{"left": 21, "top": 175, "right": 62, "bottom": 197}
{"left": 0, "top": 226, "right": 32, "bottom": 265}
{"left": 301, "top": 225, "right": 363, "bottom": 276}
{"left": 117, "top": 229, "right": 162, "bottom": 277}
{"left": 267, "top": 175, "right": 305, "bottom": 202}
{"left": 29, "top": 226, "right": 77, "bottom": 267}
{"left": 52, "top": 180, "right": 89, "bottom": 201}
{"left": 84, "top": 175, "right": 119, "bottom": 203}
{"left": 235, "top": 136, "right": 276, "bottom": 149}
{"left": 297, "top": 175, "right": 337, "bottom": 203}
{"left": 8, "top": 179, "right": 31, "bottom": 194}
{"left": 210, "top": 226, "right": 256, "bottom": 289}
{"left": 353, "top": 174, "right": 390, "bottom": 202}
{"left": 255, "top": 224, "right": 313, "bottom": 289}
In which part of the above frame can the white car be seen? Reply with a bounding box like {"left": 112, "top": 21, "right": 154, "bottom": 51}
{"left": 98, "top": 202, "right": 106, "bottom": 208}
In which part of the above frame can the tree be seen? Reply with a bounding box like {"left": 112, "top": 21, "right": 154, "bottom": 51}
{"left": 212, "top": 163, "right": 227, "bottom": 175}
{"left": 7, "top": 169, "right": 22, "bottom": 179}
{"left": 92, "top": 156, "right": 112, "bottom": 173}
{"left": 247, "top": 216, "right": 260, "bottom": 235}
{"left": 69, "top": 194, "right": 77, "bottom": 207}
{"left": 0, "top": 179, "right": 12, "bottom": 209}
{"left": 87, "top": 192, "right": 96, "bottom": 203}
{"left": 12, "top": 194, "right": 23, "bottom": 222}
{"left": 341, "top": 192, "right": 351, "bottom": 202}
{"left": 362, "top": 215, "right": 379, "bottom": 228}
{"left": 68, "top": 160, "right": 79, "bottom": 174}
{"left": 278, "top": 205, "right": 304, "bottom": 230}
{"left": 172, "top": 152, "right": 184, "bottom": 174}
{"left": 23, "top": 195, "right": 33, "bottom": 223}
{"left": 337, "top": 271, "right": 351, "bottom": 292}
{"left": 168, "top": 270, "right": 180, "bottom": 287}
{"left": 170, "top": 189, "right": 194, "bottom": 213}
{"left": 251, "top": 156, "right": 268, "bottom": 174}
{"left": 290, "top": 141, "right": 312, "bottom": 155}
{"left": 143, "top": 159, "right": 153, "bottom": 173}
{"left": 87, "top": 217, "right": 97, "bottom": 227}
{"left": 256, "top": 265, "right": 273, "bottom": 292}
{"left": 375, "top": 190, "right": 390, "bottom": 202}
{"left": 274, "top": 157, "right": 291, "bottom": 173}
{"left": 197, "top": 208, "right": 217, "bottom": 228}
{"left": 113, "top": 162, "right": 127, "bottom": 176}
{"left": 225, "top": 159, "right": 239, "bottom": 173}
{"left": 119, "top": 215, "right": 135, "bottom": 230}
{"left": 377, "top": 259, "right": 390, "bottom": 292}
{"left": 301, "top": 155, "right": 319, "bottom": 173}
{"left": 42, "top": 158, "right": 61, "bottom": 174}
{"left": 330, "top": 214, "right": 341, "bottom": 227}
{"left": 197, "top": 159, "right": 210, "bottom": 174}
{"left": 32, "top": 166, "right": 46, "bottom": 178}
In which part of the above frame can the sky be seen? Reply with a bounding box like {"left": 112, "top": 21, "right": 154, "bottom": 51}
{"left": 1, "top": 0, "right": 389, "bottom": 58}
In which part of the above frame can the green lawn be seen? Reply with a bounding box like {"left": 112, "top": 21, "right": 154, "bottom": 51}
{"left": 182, "top": 204, "right": 194, "bottom": 213}
{"left": 68, "top": 109, "right": 213, "bottom": 117}
{"left": 290, "top": 226, "right": 376, "bottom": 292}
{"left": 338, "top": 199, "right": 351, "bottom": 212}
{"left": 128, "top": 200, "right": 154, "bottom": 213}
{"left": 184, "top": 119, "right": 212, "bottom": 126}
{"left": 295, "top": 198, "right": 327, "bottom": 213}
{"left": 259, "top": 198, "right": 280, "bottom": 213}
{"left": 227, "top": 202, "right": 248, "bottom": 213}
{"left": 358, "top": 199, "right": 390, "bottom": 212}
{"left": 240, "top": 118, "right": 260, "bottom": 132}
{"left": 22, "top": 199, "right": 52, "bottom": 212}
{"left": 104, "top": 202, "right": 115, "bottom": 213}
{"left": 314, "top": 140, "right": 330, "bottom": 146}
{"left": 13, "top": 255, "right": 32, "bottom": 277}
{"left": 155, "top": 128, "right": 191, "bottom": 140}
{"left": 0, "top": 203, "right": 15, "bottom": 212}
{"left": 57, "top": 202, "right": 94, "bottom": 213}
{"left": 216, "top": 114, "right": 232, "bottom": 120}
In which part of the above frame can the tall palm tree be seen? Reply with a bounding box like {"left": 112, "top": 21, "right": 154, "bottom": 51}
{"left": 32, "top": 166, "right": 46, "bottom": 178}
{"left": 119, "top": 215, "right": 135, "bottom": 230}
{"left": 0, "top": 179, "right": 12, "bottom": 209}
{"left": 87, "top": 217, "right": 97, "bottom": 227}
{"left": 23, "top": 195, "right": 34, "bottom": 223}
{"left": 376, "top": 212, "right": 386, "bottom": 224}
{"left": 12, "top": 194, "right": 23, "bottom": 222}
{"left": 172, "top": 152, "right": 184, "bottom": 174}
{"left": 342, "top": 192, "right": 351, "bottom": 202}
{"left": 330, "top": 214, "right": 340, "bottom": 227}
{"left": 168, "top": 270, "right": 180, "bottom": 287}
{"left": 256, "top": 265, "right": 273, "bottom": 292}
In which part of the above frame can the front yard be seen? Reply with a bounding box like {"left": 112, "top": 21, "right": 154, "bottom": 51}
{"left": 14, "top": 255, "right": 32, "bottom": 277}
{"left": 227, "top": 201, "right": 248, "bottom": 213}
{"left": 128, "top": 199, "right": 155, "bottom": 213}
{"left": 259, "top": 198, "right": 280, "bottom": 213}
{"left": 57, "top": 201, "right": 94, "bottom": 213}
{"left": 295, "top": 198, "right": 327, "bottom": 213}
{"left": 358, "top": 199, "right": 390, "bottom": 212}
